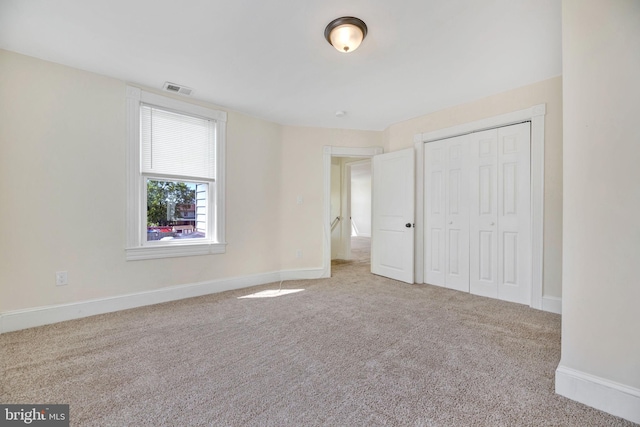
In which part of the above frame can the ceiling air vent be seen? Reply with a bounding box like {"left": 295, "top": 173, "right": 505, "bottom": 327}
{"left": 162, "top": 82, "right": 193, "bottom": 96}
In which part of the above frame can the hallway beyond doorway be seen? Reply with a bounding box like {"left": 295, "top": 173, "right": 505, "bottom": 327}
{"left": 333, "top": 236, "right": 370, "bottom": 265}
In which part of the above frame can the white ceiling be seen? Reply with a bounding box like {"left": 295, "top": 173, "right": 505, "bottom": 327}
{"left": 0, "top": 0, "right": 561, "bottom": 131}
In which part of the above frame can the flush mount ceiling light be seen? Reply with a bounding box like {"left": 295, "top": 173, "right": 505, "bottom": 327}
{"left": 324, "top": 16, "right": 368, "bottom": 53}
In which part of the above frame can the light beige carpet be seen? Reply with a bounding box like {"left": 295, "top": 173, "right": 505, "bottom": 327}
{"left": 350, "top": 236, "right": 371, "bottom": 262}
{"left": 1, "top": 261, "right": 635, "bottom": 426}
{"left": 332, "top": 236, "right": 371, "bottom": 265}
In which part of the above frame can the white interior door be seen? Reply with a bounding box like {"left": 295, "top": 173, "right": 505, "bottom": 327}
{"left": 424, "top": 136, "right": 469, "bottom": 291}
{"left": 497, "top": 122, "right": 531, "bottom": 304}
{"left": 425, "top": 122, "right": 531, "bottom": 305}
{"left": 424, "top": 140, "right": 446, "bottom": 286}
{"left": 371, "top": 148, "right": 415, "bottom": 284}
{"left": 444, "top": 136, "right": 470, "bottom": 292}
{"left": 469, "top": 129, "right": 499, "bottom": 298}
{"left": 469, "top": 124, "right": 532, "bottom": 303}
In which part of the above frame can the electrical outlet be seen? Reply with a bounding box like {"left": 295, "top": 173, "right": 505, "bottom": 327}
{"left": 296, "top": 249, "right": 303, "bottom": 258}
{"left": 55, "top": 271, "right": 68, "bottom": 286}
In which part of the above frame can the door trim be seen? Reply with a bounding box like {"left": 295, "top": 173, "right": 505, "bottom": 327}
{"left": 322, "top": 146, "right": 383, "bottom": 278}
{"left": 414, "top": 104, "right": 546, "bottom": 309}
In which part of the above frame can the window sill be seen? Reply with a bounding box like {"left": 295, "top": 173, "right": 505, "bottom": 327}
{"left": 126, "top": 242, "right": 227, "bottom": 261}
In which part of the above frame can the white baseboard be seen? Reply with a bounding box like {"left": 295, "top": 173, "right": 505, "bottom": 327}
{"left": 542, "top": 296, "right": 562, "bottom": 314}
{"left": 556, "top": 364, "right": 640, "bottom": 424}
{"left": 0, "top": 268, "right": 325, "bottom": 334}
{"left": 280, "top": 268, "right": 327, "bottom": 281}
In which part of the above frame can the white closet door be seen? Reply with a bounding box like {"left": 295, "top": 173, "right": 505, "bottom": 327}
{"left": 470, "top": 123, "right": 531, "bottom": 303}
{"left": 424, "top": 136, "right": 469, "bottom": 291}
{"left": 444, "top": 137, "right": 470, "bottom": 292}
{"left": 497, "top": 122, "right": 531, "bottom": 304}
{"left": 425, "top": 140, "right": 446, "bottom": 286}
{"left": 427, "top": 122, "right": 531, "bottom": 305}
{"left": 469, "top": 129, "right": 499, "bottom": 298}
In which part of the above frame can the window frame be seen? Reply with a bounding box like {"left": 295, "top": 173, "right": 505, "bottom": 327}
{"left": 125, "top": 86, "right": 227, "bottom": 260}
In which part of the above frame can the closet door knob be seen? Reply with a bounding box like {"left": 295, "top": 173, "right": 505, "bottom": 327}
{"left": 491, "top": 222, "right": 495, "bottom": 226}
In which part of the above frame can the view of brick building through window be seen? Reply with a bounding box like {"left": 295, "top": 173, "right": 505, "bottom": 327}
{"left": 146, "top": 180, "right": 207, "bottom": 241}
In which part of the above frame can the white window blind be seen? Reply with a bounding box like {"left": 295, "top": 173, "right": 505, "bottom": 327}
{"left": 141, "top": 104, "right": 216, "bottom": 180}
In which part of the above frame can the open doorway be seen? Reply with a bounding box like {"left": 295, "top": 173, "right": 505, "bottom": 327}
{"left": 347, "top": 160, "right": 371, "bottom": 262}
{"left": 323, "top": 146, "right": 382, "bottom": 277}
{"left": 330, "top": 158, "right": 372, "bottom": 263}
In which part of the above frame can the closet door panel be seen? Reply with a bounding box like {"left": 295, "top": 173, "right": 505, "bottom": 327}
{"left": 444, "top": 137, "right": 470, "bottom": 292}
{"left": 469, "top": 129, "right": 499, "bottom": 298}
{"left": 497, "top": 122, "right": 531, "bottom": 304}
{"left": 425, "top": 140, "right": 446, "bottom": 287}
{"left": 426, "top": 122, "right": 532, "bottom": 306}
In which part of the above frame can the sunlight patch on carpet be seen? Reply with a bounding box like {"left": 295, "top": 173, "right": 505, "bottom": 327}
{"left": 238, "top": 289, "right": 305, "bottom": 299}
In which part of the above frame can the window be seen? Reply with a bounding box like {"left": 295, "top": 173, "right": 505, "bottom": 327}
{"left": 126, "top": 86, "right": 226, "bottom": 260}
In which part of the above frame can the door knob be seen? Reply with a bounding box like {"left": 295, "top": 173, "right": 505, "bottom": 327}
{"left": 449, "top": 221, "right": 453, "bottom": 225}
{"left": 405, "top": 223, "right": 412, "bottom": 228}
{"left": 491, "top": 222, "right": 495, "bottom": 226}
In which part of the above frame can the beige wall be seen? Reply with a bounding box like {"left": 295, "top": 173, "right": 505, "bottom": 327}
{"left": 0, "top": 48, "right": 563, "bottom": 317}
{"left": 561, "top": 0, "right": 640, "bottom": 389}
{"left": 0, "top": 50, "right": 284, "bottom": 312}
{"left": 0, "top": 49, "right": 385, "bottom": 313}
{"left": 383, "top": 77, "right": 563, "bottom": 299}
{"left": 279, "top": 127, "right": 384, "bottom": 270}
